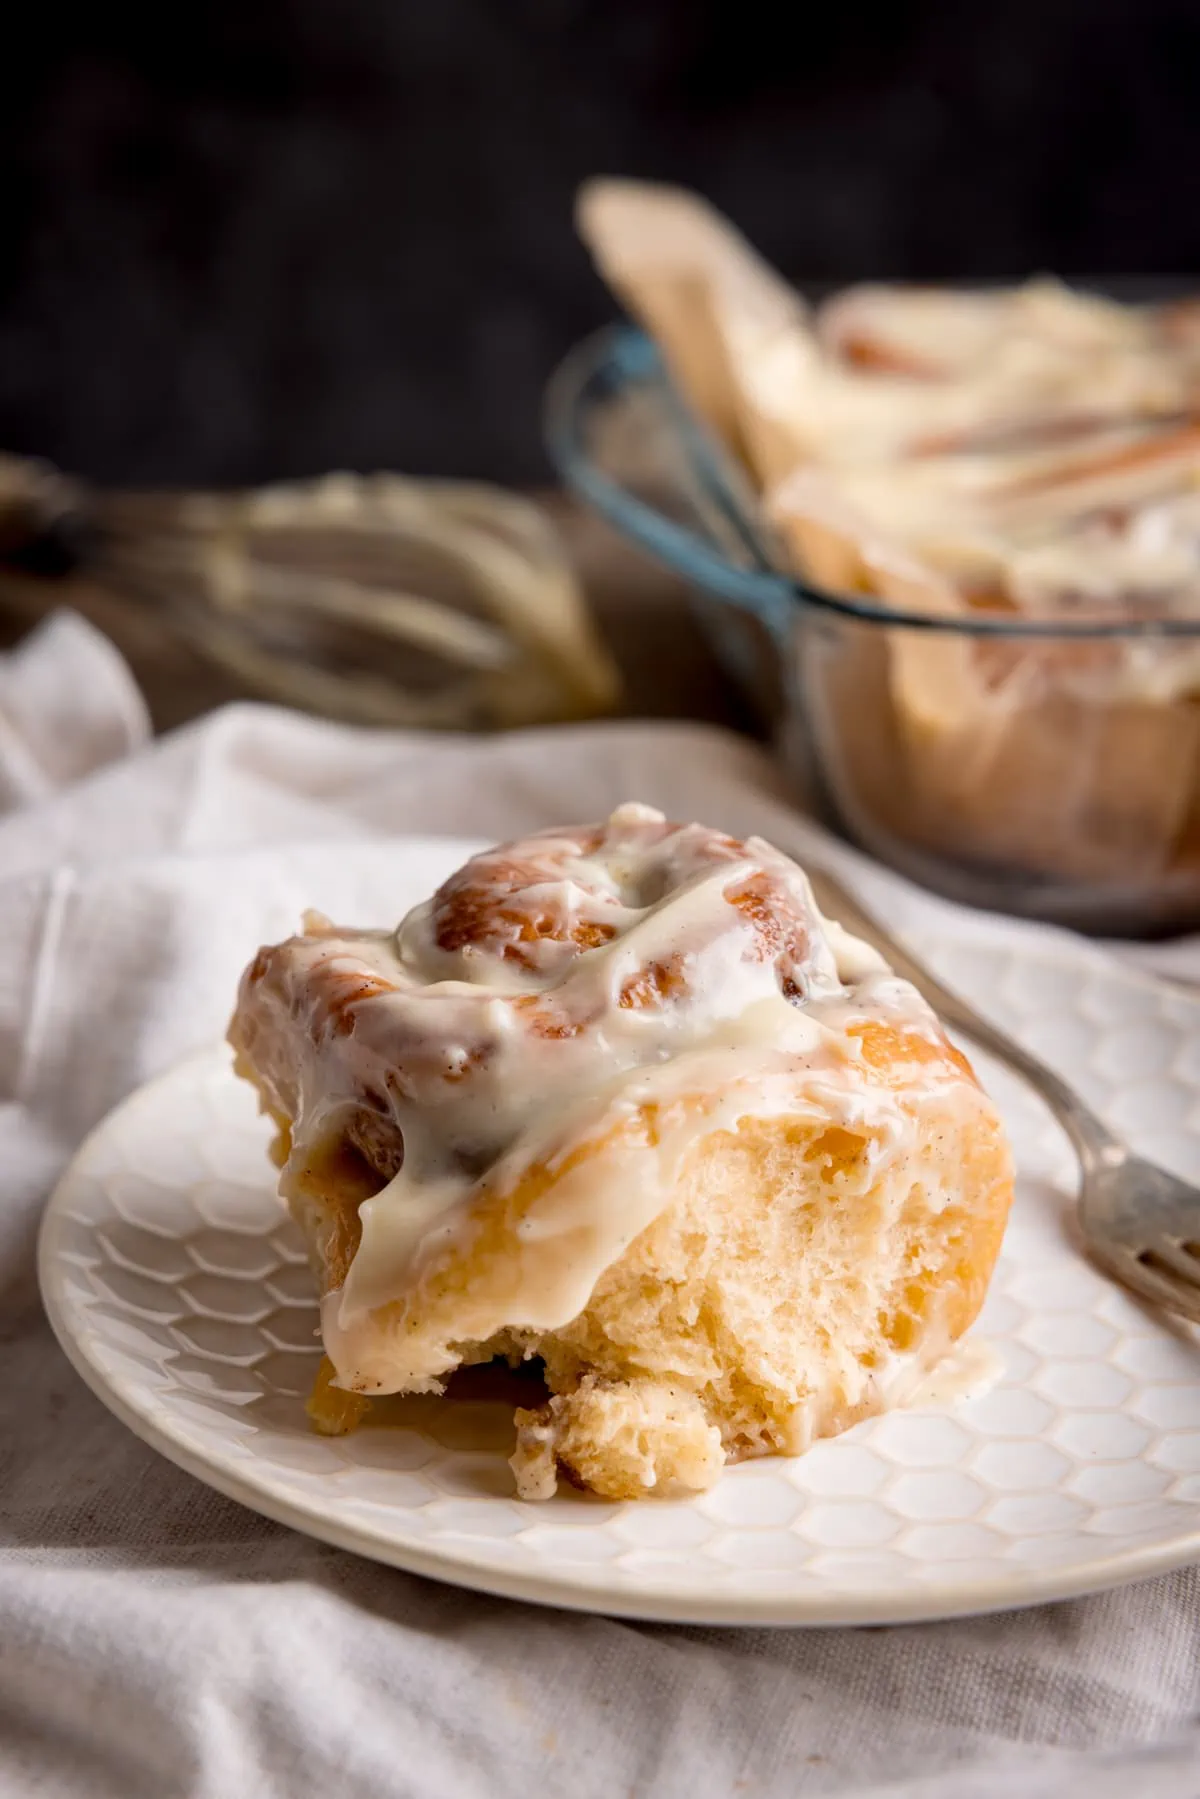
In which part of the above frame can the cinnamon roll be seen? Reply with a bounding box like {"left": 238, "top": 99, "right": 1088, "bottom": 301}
{"left": 578, "top": 180, "right": 1200, "bottom": 906}
{"left": 229, "top": 804, "right": 1013, "bottom": 1500}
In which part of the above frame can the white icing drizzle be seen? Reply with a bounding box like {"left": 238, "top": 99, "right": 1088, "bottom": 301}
{"left": 766, "top": 282, "right": 1200, "bottom": 694}
{"left": 236, "top": 804, "right": 976, "bottom": 1393}
{"left": 753, "top": 278, "right": 1199, "bottom": 471}
{"left": 909, "top": 1338, "right": 1004, "bottom": 1410}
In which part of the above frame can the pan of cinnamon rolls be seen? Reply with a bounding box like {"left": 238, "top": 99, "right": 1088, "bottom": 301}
{"left": 550, "top": 179, "right": 1200, "bottom": 934}
{"left": 230, "top": 805, "right": 1013, "bottom": 1501}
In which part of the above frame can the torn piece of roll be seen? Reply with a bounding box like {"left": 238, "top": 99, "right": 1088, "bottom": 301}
{"left": 229, "top": 803, "right": 1013, "bottom": 1501}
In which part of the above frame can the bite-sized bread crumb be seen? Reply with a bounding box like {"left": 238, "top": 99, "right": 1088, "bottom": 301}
{"left": 512, "top": 1377, "right": 724, "bottom": 1501}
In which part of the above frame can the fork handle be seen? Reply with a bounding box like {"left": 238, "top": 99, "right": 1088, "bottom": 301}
{"left": 806, "top": 866, "right": 1124, "bottom": 1174}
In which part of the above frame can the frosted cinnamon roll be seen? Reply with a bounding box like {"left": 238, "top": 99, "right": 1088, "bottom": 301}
{"left": 229, "top": 804, "right": 1013, "bottom": 1500}
{"left": 578, "top": 182, "right": 1200, "bottom": 910}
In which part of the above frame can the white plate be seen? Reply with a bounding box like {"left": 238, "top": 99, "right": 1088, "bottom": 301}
{"left": 38, "top": 919, "right": 1200, "bottom": 1626}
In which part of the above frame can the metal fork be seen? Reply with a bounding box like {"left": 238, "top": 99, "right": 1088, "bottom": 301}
{"left": 808, "top": 863, "right": 1200, "bottom": 1327}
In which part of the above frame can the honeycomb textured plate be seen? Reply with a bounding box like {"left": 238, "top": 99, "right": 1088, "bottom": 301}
{"left": 38, "top": 925, "right": 1200, "bottom": 1626}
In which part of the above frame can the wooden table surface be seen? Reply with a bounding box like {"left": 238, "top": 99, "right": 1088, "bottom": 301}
{"left": 0, "top": 492, "right": 757, "bottom": 739}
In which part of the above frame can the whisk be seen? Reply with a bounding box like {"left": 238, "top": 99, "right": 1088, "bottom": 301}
{"left": 0, "top": 455, "right": 620, "bottom": 730}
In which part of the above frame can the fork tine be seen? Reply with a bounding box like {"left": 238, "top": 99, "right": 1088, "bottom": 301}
{"left": 1142, "top": 1235, "right": 1200, "bottom": 1293}
{"left": 1090, "top": 1241, "right": 1200, "bottom": 1326}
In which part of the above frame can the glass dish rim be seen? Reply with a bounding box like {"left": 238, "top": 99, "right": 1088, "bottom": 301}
{"left": 545, "top": 322, "right": 1200, "bottom": 644}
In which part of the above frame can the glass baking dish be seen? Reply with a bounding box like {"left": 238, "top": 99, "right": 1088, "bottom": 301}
{"left": 546, "top": 323, "right": 1200, "bottom": 938}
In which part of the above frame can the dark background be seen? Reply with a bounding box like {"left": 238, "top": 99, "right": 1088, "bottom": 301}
{"left": 2, "top": 0, "right": 1198, "bottom": 489}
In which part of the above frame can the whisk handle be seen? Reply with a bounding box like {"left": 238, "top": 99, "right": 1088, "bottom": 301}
{"left": 0, "top": 455, "right": 94, "bottom": 577}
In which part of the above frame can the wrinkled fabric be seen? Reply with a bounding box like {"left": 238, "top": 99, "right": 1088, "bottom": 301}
{"left": 2, "top": 611, "right": 1198, "bottom": 1799}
